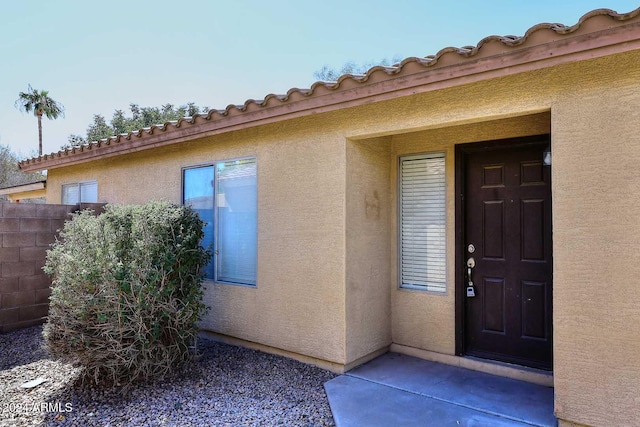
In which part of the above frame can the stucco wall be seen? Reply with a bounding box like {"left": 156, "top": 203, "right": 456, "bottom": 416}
{"left": 5, "top": 189, "right": 46, "bottom": 202}
{"left": 345, "top": 137, "right": 392, "bottom": 364}
{"left": 389, "top": 113, "right": 552, "bottom": 355}
{"left": 380, "top": 52, "right": 639, "bottom": 426}
{"left": 201, "top": 125, "right": 348, "bottom": 365}
{"left": 47, "top": 119, "right": 349, "bottom": 365}
{"left": 550, "top": 68, "right": 640, "bottom": 426}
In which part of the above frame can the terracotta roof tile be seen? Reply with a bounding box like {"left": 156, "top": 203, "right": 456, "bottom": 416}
{"left": 19, "top": 7, "right": 640, "bottom": 171}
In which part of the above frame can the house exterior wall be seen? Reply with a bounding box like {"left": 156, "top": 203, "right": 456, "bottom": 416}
{"left": 389, "top": 113, "right": 552, "bottom": 356}
{"left": 43, "top": 50, "right": 640, "bottom": 425}
{"left": 47, "top": 119, "right": 349, "bottom": 367}
{"left": 551, "top": 70, "right": 640, "bottom": 427}
{"left": 379, "top": 52, "right": 639, "bottom": 426}
{"left": 201, "top": 123, "right": 348, "bottom": 366}
{"left": 345, "top": 137, "right": 392, "bottom": 365}
{"left": 5, "top": 189, "right": 46, "bottom": 202}
{"left": 0, "top": 182, "right": 46, "bottom": 203}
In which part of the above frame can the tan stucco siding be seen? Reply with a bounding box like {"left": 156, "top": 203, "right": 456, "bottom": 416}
{"left": 345, "top": 137, "right": 392, "bottom": 363}
{"left": 46, "top": 143, "right": 187, "bottom": 205}
{"left": 381, "top": 52, "right": 640, "bottom": 426}
{"left": 202, "top": 129, "right": 348, "bottom": 364}
{"left": 551, "top": 72, "right": 640, "bottom": 426}
{"left": 389, "top": 114, "right": 552, "bottom": 355}
{"left": 46, "top": 121, "right": 349, "bottom": 365}
{"left": 6, "top": 189, "right": 46, "bottom": 202}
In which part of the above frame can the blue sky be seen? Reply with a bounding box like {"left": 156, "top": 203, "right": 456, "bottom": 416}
{"left": 1, "top": 1, "right": 638, "bottom": 158}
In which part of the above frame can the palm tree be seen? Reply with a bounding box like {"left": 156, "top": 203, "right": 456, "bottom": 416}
{"left": 15, "top": 85, "right": 65, "bottom": 156}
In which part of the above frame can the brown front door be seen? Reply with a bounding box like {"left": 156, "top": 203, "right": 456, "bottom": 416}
{"left": 461, "top": 138, "right": 553, "bottom": 370}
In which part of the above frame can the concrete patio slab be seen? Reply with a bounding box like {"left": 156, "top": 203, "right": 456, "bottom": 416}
{"left": 325, "top": 352, "right": 556, "bottom": 427}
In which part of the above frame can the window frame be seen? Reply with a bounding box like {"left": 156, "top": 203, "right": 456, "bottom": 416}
{"left": 398, "top": 152, "right": 447, "bottom": 294}
{"left": 61, "top": 180, "right": 98, "bottom": 204}
{"left": 182, "top": 156, "right": 258, "bottom": 287}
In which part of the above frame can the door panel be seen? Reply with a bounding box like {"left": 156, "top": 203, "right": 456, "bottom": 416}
{"left": 463, "top": 142, "right": 552, "bottom": 370}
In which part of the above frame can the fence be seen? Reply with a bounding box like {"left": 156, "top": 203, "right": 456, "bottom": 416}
{"left": 0, "top": 202, "right": 104, "bottom": 333}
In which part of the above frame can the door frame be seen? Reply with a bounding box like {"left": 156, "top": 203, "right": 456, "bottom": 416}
{"left": 454, "top": 134, "right": 552, "bottom": 359}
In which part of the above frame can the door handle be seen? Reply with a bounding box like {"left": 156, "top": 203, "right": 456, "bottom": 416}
{"left": 466, "top": 257, "right": 475, "bottom": 282}
{"left": 466, "top": 257, "right": 476, "bottom": 297}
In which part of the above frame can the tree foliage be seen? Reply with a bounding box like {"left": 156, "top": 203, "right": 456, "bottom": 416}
{"left": 85, "top": 114, "right": 113, "bottom": 143}
{"left": 313, "top": 56, "right": 403, "bottom": 82}
{"left": 67, "top": 102, "right": 209, "bottom": 147}
{"left": 0, "top": 144, "right": 45, "bottom": 193}
{"left": 15, "top": 85, "right": 65, "bottom": 156}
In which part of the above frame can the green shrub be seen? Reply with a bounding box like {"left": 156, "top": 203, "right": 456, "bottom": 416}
{"left": 43, "top": 200, "right": 211, "bottom": 386}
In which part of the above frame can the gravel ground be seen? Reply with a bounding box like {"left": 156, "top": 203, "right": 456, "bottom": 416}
{"left": 0, "top": 326, "right": 337, "bottom": 427}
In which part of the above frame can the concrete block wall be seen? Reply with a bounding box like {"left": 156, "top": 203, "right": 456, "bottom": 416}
{"left": 0, "top": 202, "right": 105, "bottom": 333}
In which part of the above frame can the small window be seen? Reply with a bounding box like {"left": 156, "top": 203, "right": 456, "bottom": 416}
{"left": 399, "top": 153, "right": 446, "bottom": 292}
{"left": 62, "top": 181, "right": 97, "bottom": 204}
{"left": 183, "top": 158, "right": 257, "bottom": 286}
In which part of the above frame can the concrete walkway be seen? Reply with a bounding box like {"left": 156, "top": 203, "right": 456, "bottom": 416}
{"left": 324, "top": 352, "right": 556, "bottom": 427}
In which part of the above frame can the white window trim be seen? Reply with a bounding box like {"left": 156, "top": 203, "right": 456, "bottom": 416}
{"left": 398, "top": 152, "right": 447, "bottom": 294}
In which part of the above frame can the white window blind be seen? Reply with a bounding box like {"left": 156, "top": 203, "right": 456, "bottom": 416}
{"left": 62, "top": 184, "right": 79, "bottom": 205}
{"left": 400, "top": 153, "right": 446, "bottom": 292}
{"left": 215, "top": 159, "right": 257, "bottom": 286}
{"left": 80, "top": 181, "right": 98, "bottom": 203}
{"left": 62, "top": 181, "right": 98, "bottom": 204}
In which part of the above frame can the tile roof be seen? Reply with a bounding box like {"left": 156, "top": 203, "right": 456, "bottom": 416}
{"left": 19, "top": 7, "right": 640, "bottom": 171}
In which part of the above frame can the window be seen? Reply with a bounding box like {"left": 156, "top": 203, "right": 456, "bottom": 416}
{"left": 62, "top": 181, "right": 98, "bottom": 204}
{"left": 399, "top": 153, "right": 446, "bottom": 292}
{"left": 183, "top": 158, "right": 257, "bottom": 285}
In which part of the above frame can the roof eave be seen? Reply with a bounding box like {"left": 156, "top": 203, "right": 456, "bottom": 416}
{"left": 19, "top": 18, "right": 640, "bottom": 173}
{"left": 0, "top": 181, "right": 46, "bottom": 196}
